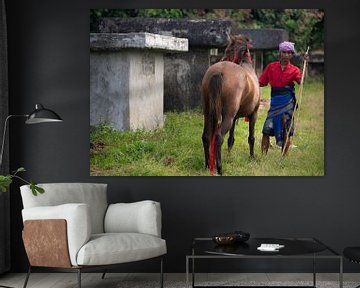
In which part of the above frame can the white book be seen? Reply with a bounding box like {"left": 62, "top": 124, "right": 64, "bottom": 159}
{"left": 257, "top": 243, "right": 285, "bottom": 251}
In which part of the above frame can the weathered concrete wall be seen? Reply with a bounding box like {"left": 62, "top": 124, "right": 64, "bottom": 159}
{"left": 90, "top": 51, "right": 165, "bottom": 130}
{"left": 90, "top": 32, "right": 188, "bottom": 131}
{"left": 128, "top": 52, "right": 164, "bottom": 130}
{"left": 236, "top": 28, "right": 289, "bottom": 50}
{"left": 308, "top": 50, "right": 324, "bottom": 75}
{"left": 98, "top": 18, "right": 233, "bottom": 47}
{"left": 164, "top": 49, "right": 209, "bottom": 111}
{"left": 90, "top": 51, "right": 130, "bottom": 130}
{"left": 91, "top": 32, "right": 188, "bottom": 52}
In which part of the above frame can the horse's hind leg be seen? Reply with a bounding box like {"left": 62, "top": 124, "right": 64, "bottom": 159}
{"left": 216, "top": 117, "right": 233, "bottom": 175}
{"left": 202, "top": 116, "right": 212, "bottom": 168}
{"left": 227, "top": 120, "right": 236, "bottom": 153}
{"left": 248, "top": 112, "right": 257, "bottom": 158}
{"left": 215, "top": 132, "right": 224, "bottom": 176}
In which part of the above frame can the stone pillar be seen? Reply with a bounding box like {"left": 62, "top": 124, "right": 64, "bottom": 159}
{"left": 90, "top": 32, "right": 188, "bottom": 131}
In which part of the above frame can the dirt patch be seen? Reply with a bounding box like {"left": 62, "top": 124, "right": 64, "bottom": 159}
{"left": 90, "top": 141, "right": 105, "bottom": 153}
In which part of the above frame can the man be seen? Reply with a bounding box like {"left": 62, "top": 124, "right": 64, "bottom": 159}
{"left": 259, "top": 41, "right": 307, "bottom": 155}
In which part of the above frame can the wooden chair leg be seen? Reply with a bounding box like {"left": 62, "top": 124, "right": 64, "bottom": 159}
{"left": 22, "top": 266, "right": 31, "bottom": 288}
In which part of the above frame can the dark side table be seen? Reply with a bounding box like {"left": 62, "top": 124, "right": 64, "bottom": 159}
{"left": 186, "top": 237, "right": 343, "bottom": 288}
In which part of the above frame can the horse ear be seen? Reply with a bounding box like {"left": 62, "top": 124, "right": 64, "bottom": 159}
{"left": 229, "top": 33, "right": 236, "bottom": 42}
{"left": 225, "top": 31, "right": 231, "bottom": 42}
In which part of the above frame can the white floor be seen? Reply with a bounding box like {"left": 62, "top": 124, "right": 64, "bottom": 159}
{"left": 0, "top": 273, "right": 359, "bottom": 288}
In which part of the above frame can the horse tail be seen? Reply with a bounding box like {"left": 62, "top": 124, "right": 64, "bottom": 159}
{"left": 208, "top": 73, "right": 223, "bottom": 174}
{"left": 208, "top": 73, "right": 222, "bottom": 123}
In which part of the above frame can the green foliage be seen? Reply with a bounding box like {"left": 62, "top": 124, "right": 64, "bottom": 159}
{"left": 0, "top": 167, "right": 44, "bottom": 196}
{"left": 137, "top": 9, "right": 191, "bottom": 18}
{"left": 252, "top": 9, "right": 324, "bottom": 52}
{"left": 90, "top": 78, "right": 324, "bottom": 176}
{"left": 30, "top": 182, "right": 45, "bottom": 196}
{"left": 0, "top": 175, "right": 12, "bottom": 192}
{"left": 90, "top": 9, "right": 139, "bottom": 32}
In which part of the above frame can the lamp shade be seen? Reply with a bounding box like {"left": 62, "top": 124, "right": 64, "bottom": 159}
{"left": 25, "top": 104, "right": 63, "bottom": 124}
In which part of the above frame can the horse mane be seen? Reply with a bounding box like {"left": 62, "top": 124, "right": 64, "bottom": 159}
{"left": 221, "top": 34, "right": 252, "bottom": 64}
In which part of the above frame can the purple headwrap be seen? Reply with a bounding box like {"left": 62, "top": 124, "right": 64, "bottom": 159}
{"left": 279, "top": 41, "right": 295, "bottom": 53}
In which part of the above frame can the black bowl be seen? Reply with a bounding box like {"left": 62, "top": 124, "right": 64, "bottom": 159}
{"left": 212, "top": 231, "right": 250, "bottom": 245}
{"left": 212, "top": 234, "right": 237, "bottom": 245}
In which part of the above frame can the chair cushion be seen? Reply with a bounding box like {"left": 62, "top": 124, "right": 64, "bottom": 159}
{"left": 20, "top": 183, "right": 108, "bottom": 234}
{"left": 76, "top": 233, "right": 167, "bottom": 266}
{"left": 105, "top": 201, "right": 162, "bottom": 237}
{"left": 344, "top": 247, "right": 360, "bottom": 263}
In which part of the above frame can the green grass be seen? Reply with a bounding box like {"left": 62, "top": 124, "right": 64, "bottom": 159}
{"left": 90, "top": 77, "right": 324, "bottom": 176}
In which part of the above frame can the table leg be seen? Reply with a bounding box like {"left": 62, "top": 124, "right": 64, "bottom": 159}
{"left": 339, "top": 256, "right": 343, "bottom": 288}
{"left": 186, "top": 257, "right": 189, "bottom": 288}
{"left": 192, "top": 257, "right": 195, "bottom": 288}
{"left": 313, "top": 254, "right": 316, "bottom": 287}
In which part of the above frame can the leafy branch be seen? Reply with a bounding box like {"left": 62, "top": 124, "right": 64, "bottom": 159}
{"left": 0, "top": 167, "right": 44, "bottom": 196}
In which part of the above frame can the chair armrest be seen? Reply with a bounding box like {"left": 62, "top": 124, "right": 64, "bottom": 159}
{"left": 23, "top": 219, "right": 72, "bottom": 268}
{"left": 104, "top": 200, "right": 162, "bottom": 237}
{"left": 22, "top": 203, "right": 91, "bottom": 266}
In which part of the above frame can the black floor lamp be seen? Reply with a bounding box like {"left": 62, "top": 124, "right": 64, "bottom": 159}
{"left": 0, "top": 103, "right": 62, "bottom": 288}
{"left": 0, "top": 103, "right": 63, "bottom": 167}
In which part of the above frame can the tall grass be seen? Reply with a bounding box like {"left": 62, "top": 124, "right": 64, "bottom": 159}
{"left": 90, "top": 77, "right": 324, "bottom": 176}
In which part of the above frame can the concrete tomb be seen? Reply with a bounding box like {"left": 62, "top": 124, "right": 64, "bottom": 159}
{"left": 90, "top": 32, "right": 188, "bottom": 131}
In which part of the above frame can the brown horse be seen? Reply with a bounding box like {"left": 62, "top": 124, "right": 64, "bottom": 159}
{"left": 201, "top": 35, "right": 260, "bottom": 175}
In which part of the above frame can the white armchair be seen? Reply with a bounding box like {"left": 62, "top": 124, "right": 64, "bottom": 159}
{"left": 20, "top": 183, "right": 166, "bottom": 288}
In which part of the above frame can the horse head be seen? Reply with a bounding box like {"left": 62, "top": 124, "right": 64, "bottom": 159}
{"left": 222, "top": 34, "right": 252, "bottom": 64}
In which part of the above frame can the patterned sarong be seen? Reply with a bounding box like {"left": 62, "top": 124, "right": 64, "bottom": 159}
{"left": 262, "top": 86, "right": 296, "bottom": 146}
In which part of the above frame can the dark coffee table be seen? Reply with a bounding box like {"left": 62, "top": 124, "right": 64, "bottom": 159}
{"left": 186, "top": 237, "right": 342, "bottom": 288}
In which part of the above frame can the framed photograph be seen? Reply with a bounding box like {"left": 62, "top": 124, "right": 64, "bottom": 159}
{"left": 90, "top": 9, "right": 324, "bottom": 176}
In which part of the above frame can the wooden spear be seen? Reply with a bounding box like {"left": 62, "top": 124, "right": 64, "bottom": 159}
{"left": 282, "top": 46, "right": 310, "bottom": 156}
